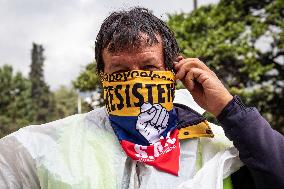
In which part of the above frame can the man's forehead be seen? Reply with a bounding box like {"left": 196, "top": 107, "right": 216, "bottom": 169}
{"left": 102, "top": 35, "right": 165, "bottom": 73}
{"left": 105, "top": 33, "right": 162, "bottom": 54}
{"left": 102, "top": 45, "right": 162, "bottom": 64}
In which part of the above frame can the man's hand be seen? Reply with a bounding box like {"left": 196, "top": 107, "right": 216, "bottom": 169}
{"left": 136, "top": 103, "right": 169, "bottom": 144}
{"left": 174, "top": 57, "right": 233, "bottom": 117}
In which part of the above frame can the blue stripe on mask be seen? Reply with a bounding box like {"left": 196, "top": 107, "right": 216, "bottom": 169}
{"left": 109, "top": 108, "right": 177, "bottom": 146}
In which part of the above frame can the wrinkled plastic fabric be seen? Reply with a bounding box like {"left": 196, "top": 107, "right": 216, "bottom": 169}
{"left": 0, "top": 89, "right": 243, "bottom": 189}
{"left": 178, "top": 123, "right": 243, "bottom": 189}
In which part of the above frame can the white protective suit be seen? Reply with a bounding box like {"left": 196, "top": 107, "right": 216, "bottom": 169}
{"left": 0, "top": 89, "right": 243, "bottom": 189}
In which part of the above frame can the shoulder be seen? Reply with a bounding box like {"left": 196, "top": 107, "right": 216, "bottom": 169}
{"left": 0, "top": 106, "right": 112, "bottom": 158}
{"left": 0, "top": 107, "right": 118, "bottom": 188}
{"left": 15, "top": 106, "right": 110, "bottom": 134}
{"left": 174, "top": 89, "right": 233, "bottom": 150}
{"left": 202, "top": 122, "right": 234, "bottom": 149}
{"left": 199, "top": 122, "right": 234, "bottom": 161}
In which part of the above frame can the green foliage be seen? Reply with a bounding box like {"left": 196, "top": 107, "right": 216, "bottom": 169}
{"left": 52, "top": 86, "right": 92, "bottom": 118}
{"left": 168, "top": 0, "right": 284, "bottom": 133}
{"left": 53, "top": 86, "right": 78, "bottom": 118}
{"left": 73, "top": 62, "right": 104, "bottom": 106}
{"left": 73, "top": 62, "right": 101, "bottom": 91}
{"left": 0, "top": 65, "right": 34, "bottom": 138}
{"left": 29, "top": 43, "right": 55, "bottom": 123}
{"left": 0, "top": 43, "right": 92, "bottom": 138}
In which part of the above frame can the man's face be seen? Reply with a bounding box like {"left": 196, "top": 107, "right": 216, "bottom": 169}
{"left": 103, "top": 34, "right": 166, "bottom": 74}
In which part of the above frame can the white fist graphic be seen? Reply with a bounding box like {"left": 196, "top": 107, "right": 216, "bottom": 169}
{"left": 136, "top": 103, "right": 170, "bottom": 144}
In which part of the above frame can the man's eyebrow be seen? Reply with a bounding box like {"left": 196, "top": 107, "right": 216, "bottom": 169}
{"left": 109, "top": 62, "right": 127, "bottom": 70}
{"left": 140, "top": 57, "right": 157, "bottom": 65}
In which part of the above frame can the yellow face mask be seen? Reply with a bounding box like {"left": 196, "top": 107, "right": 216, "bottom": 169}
{"left": 101, "top": 70, "right": 176, "bottom": 116}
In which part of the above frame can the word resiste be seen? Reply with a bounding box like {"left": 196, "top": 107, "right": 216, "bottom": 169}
{"left": 104, "top": 83, "right": 175, "bottom": 112}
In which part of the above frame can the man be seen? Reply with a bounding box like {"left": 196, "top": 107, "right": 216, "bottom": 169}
{"left": 0, "top": 7, "right": 283, "bottom": 189}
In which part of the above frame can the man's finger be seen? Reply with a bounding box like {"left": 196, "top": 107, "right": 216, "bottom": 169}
{"left": 176, "top": 61, "right": 215, "bottom": 81}
{"left": 175, "top": 58, "right": 212, "bottom": 79}
{"left": 191, "top": 68, "right": 211, "bottom": 84}
{"left": 184, "top": 58, "right": 211, "bottom": 71}
{"left": 175, "top": 55, "right": 184, "bottom": 62}
{"left": 182, "top": 67, "right": 212, "bottom": 92}
{"left": 184, "top": 70, "right": 195, "bottom": 91}
{"left": 175, "top": 60, "right": 201, "bottom": 80}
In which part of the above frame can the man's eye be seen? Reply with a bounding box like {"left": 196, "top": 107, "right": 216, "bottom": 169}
{"left": 143, "top": 65, "right": 158, "bottom": 70}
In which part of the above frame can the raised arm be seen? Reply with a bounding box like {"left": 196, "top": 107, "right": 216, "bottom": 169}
{"left": 175, "top": 57, "right": 284, "bottom": 188}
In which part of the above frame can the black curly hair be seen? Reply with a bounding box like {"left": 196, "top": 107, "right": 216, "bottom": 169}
{"left": 95, "top": 7, "right": 179, "bottom": 73}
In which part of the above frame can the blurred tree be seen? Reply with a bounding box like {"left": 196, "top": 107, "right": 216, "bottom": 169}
{"left": 0, "top": 65, "right": 34, "bottom": 138}
{"left": 168, "top": 0, "right": 284, "bottom": 133}
{"left": 73, "top": 62, "right": 104, "bottom": 106}
{"left": 29, "top": 43, "right": 55, "bottom": 123}
{"left": 53, "top": 86, "right": 78, "bottom": 118}
{"left": 52, "top": 86, "right": 94, "bottom": 118}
